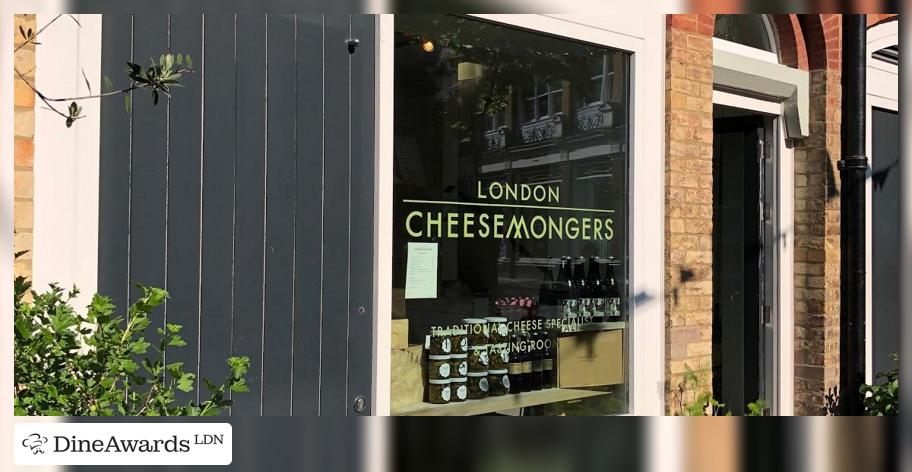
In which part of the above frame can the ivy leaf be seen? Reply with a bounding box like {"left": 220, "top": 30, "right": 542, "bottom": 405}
{"left": 176, "top": 373, "right": 195, "bottom": 392}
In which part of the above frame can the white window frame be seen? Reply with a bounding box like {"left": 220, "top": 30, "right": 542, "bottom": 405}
{"left": 864, "top": 20, "right": 898, "bottom": 385}
{"left": 373, "top": 13, "right": 667, "bottom": 416}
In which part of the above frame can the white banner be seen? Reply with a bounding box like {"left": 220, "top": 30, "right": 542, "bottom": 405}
{"left": 14, "top": 422, "right": 232, "bottom": 465}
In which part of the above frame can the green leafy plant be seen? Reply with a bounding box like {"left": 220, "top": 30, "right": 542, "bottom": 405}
{"left": 15, "top": 15, "right": 192, "bottom": 127}
{"left": 860, "top": 353, "right": 899, "bottom": 416}
{"left": 671, "top": 365, "right": 729, "bottom": 416}
{"left": 746, "top": 399, "right": 767, "bottom": 416}
{"left": 14, "top": 275, "right": 248, "bottom": 416}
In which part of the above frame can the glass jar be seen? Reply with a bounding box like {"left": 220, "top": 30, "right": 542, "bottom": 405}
{"left": 450, "top": 377, "right": 468, "bottom": 402}
{"left": 463, "top": 318, "right": 489, "bottom": 346}
{"left": 468, "top": 345, "right": 489, "bottom": 372}
{"left": 449, "top": 353, "right": 468, "bottom": 378}
{"left": 428, "top": 354, "right": 451, "bottom": 380}
{"left": 485, "top": 316, "right": 509, "bottom": 343}
{"left": 467, "top": 372, "right": 489, "bottom": 399}
{"left": 428, "top": 329, "right": 453, "bottom": 355}
{"left": 452, "top": 327, "right": 468, "bottom": 354}
{"left": 427, "top": 379, "right": 451, "bottom": 404}
{"left": 488, "top": 343, "right": 509, "bottom": 370}
{"left": 488, "top": 369, "right": 510, "bottom": 396}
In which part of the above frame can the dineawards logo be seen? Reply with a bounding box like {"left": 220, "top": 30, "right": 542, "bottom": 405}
{"left": 14, "top": 423, "right": 232, "bottom": 465}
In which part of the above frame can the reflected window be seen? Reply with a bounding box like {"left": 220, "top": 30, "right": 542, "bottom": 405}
{"left": 714, "top": 14, "right": 775, "bottom": 53}
{"left": 392, "top": 15, "right": 631, "bottom": 416}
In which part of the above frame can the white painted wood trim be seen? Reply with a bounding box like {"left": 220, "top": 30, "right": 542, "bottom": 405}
{"left": 1, "top": 7, "right": 15, "bottom": 470}
{"left": 864, "top": 20, "right": 898, "bottom": 384}
{"left": 713, "top": 37, "right": 779, "bottom": 64}
{"left": 32, "top": 14, "right": 102, "bottom": 312}
{"left": 711, "top": 91, "right": 795, "bottom": 416}
{"left": 372, "top": 14, "right": 394, "bottom": 417}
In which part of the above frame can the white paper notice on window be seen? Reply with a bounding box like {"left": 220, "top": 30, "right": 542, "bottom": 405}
{"left": 405, "top": 242, "right": 438, "bottom": 299}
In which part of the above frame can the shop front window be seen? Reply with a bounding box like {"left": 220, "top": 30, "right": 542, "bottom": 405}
{"left": 391, "top": 15, "right": 631, "bottom": 416}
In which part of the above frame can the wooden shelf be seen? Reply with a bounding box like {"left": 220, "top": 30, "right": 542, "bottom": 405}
{"left": 392, "top": 388, "right": 610, "bottom": 416}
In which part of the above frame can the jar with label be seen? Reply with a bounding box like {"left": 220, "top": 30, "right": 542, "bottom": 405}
{"left": 450, "top": 377, "right": 468, "bottom": 402}
{"left": 467, "top": 345, "right": 489, "bottom": 372}
{"left": 452, "top": 327, "right": 468, "bottom": 354}
{"left": 427, "top": 379, "right": 451, "bottom": 404}
{"left": 428, "top": 329, "right": 453, "bottom": 355}
{"left": 485, "top": 316, "right": 509, "bottom": 343}
{"left": 463, "top": 318, "right": 489, "bottom": 346}
{"left": 488, "top": 343, "right": 509, "bottom": 370}
{"left": 428, "top": 354, "right": 451, "bottom": 380}
{"left": 467, "top": 372, "right": 489, "bottom": 399}
{"left": 488, "top": 369, "right": 510, "bottom": 396}
{"left": 449, "top": 353, "right": 468, "bottom": 377}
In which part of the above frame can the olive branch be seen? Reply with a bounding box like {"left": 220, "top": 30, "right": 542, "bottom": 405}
{"left": 14, "top": 14, "right": 193, "bottom": 128}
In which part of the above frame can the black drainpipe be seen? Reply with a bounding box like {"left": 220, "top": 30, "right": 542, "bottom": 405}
{"left": 838, "top": 13, "right": 867, "bottom": 416}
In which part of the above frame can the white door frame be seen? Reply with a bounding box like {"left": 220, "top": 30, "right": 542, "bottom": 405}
{"left": 712, "top": 89, "right": 795, "bottom": 416}
{"left": 373, "top": 13, "right": 667, "bottom": 416}
{"left": 864, "top": 20, "right": 898, "bottom": 384}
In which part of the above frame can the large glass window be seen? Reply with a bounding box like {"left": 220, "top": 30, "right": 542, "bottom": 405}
{"left": 391, "top": 15, "right": 631, "bottom": 416}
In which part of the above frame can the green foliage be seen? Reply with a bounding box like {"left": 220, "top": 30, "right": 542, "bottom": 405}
{"left": 14, "top": 277, "right": 248, "bottom": 416}
{"left": 746, "top": 399, "right": 767, "bottom": 416}
{"left": 860, "top": 353, "right": 899, "bottom": 416}
{"left": 16, "top": 19, "right": 193, "bottom": 127}
{"left": 126, "top": 53, "right": 193, "bottom": 106}
{"left": 672, "top": 365, "right": 730, "bottom": 416}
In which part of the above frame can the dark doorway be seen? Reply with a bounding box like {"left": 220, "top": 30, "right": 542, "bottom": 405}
{"left": 712, "top": 110, "right": 769, "bottom": 415}
{"left": 872, "top": 108, "right": 900, "bottom": 375}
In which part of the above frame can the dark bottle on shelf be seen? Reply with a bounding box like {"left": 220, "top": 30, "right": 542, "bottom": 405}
{"left": 520, "top": 331, "right": 533, "bottom": 392}
{"left": 555, "top": 256, "right": 572, "bottom": 318}
{"left": 538, "top": 266, "right": 556, "bottom": 318}
{"left": 530, "top": 331, "right": 544, "bottom": 391}
{"left": 603, "top": 259, "right": 622, "bottom": 318}
{"left": 573, "top": 256, "right": 589, "bottom": 319}
{"left": 508, "top": 333, "right": 523, "bottom": 394}
{"left": 542, "top": 330, "right": 557, "bottom": 389}
{"left": 587, "top": 256, "right": 605, "bottom": 320}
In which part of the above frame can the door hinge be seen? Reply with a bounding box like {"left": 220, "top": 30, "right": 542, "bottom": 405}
{"left": 763, "top": 205, "right": 772, "bottom": 223}
{"left": 762, "top": 305, "right": 771, "bottom": 324}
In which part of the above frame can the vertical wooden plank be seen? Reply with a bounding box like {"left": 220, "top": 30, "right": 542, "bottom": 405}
{"left": 291, "top": 14, "right": 325, "bottom": 416}
{"left": 198, "top": 13, "right": 238, "bottom": 411}
{"left": 346, "top": 14, "right": 375, "bottom": 416}
{"left": 129, "top": 15, "right": 170, "bottom": 308}
{"left": 319, "top": 13, "right": 352, "bottom": 416}
{"left": 261, "top": 14, "right": 297, "bottom": 415}
{"left": 97, "top": 15, "right": 134, "bottom": 311}
{"left": 164, "top": 14, "right": 203, "bottom": 403}
{"left": 231, "top": 14, "right": 267, "bottom": 415}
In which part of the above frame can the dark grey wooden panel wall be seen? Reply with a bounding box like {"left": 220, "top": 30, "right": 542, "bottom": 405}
{"left": 98, "top": 14, "right": 376, "bottom": 416}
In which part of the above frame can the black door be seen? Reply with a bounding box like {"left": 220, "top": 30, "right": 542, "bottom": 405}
{"left": 712, "top": 114, "right": 766, "bottom": 415}
{"left": 872, "top": 108, "right": 900, "bottom": 375}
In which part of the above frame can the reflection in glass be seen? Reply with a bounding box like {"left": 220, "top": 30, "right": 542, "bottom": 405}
{"left": 392, "top": 15, "right": 631, "bottom": 416}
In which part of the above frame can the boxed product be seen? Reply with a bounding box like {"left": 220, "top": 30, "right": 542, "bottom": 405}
{"left": 556, "top": 329, "right": 624, "bottom": 388}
